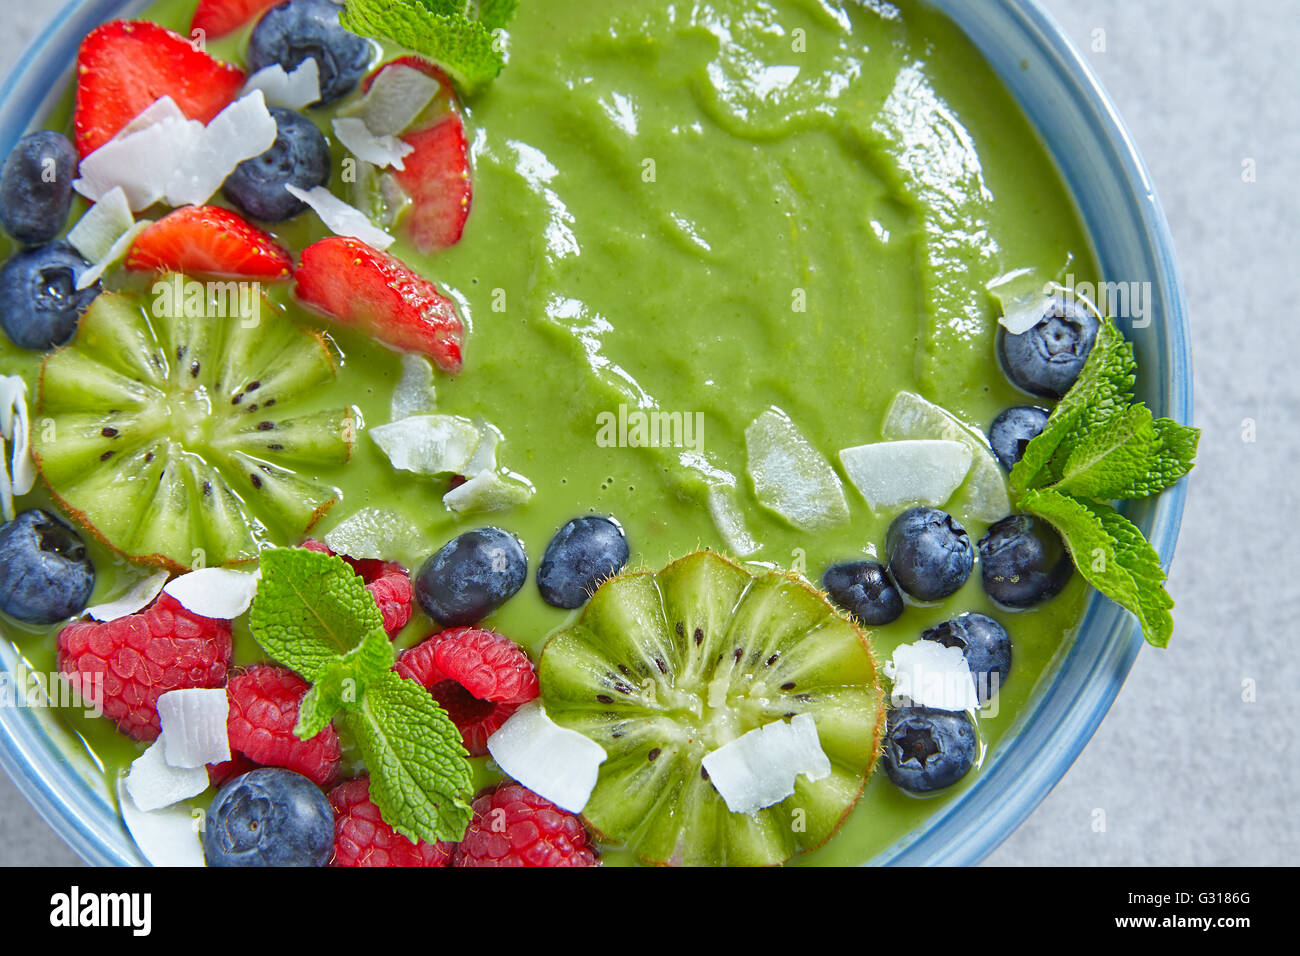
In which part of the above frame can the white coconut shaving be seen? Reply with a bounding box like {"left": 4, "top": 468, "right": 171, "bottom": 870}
{"left": 165, "top": 90, "right": 278, "bottom": 207}
{"left": 744, "top": 407, "right": 849, "bottom": 531}
{"left": 462, "top": 419, "right": 502, "bottom": 476}
{"left": 707, "top": 483, "right": 759, "bottom": 556}
{"left": 486, "top": 702, "right": 607, "bottom": 813}
{"left": 883, "top": 639, "right": 980, "bottom": 713}
{"left": 332, "top": 117, "right": 414, "bottom": 170}
{"left": 75, "top": 114, "right": 204, "bottom": 210}
{"left": 370, "top": 414, "right": 481, "bottom": 475}
{"left": 157, "top": 688, "right": 230, "bottom": 768}
{"left": 839, "top": 439, "right": 973, "bottom": 512}
{"left": 124, "top": 737, "right": 209, "bottom": 813}
{"left": 390, "top": 353, "right": 438, "bottom": 420}
{"left": 163, "top": 567, "right": 259, "bottom": 620}
{"left": 323, "top": 507, "right": 420, "bottom": 561}
{"left": 66, "top": 186, "right": 134, "bottom": 263}
{"left": 284, "top": 184, "right": 395, "bottom": 250}
{"left": 0, "top": 376, "right": 35, "bottom": 522}
{"left": 347, "top": 63, "right": 442, "bottom": 137}
{"left": 242, "top": 57, "right": 321, "bottom": 110}
{"left": 443, "top": 468, "right": 534, "bottom": 514}
{"left": 85, "top": 569, "right": 169, "bottom": 623}
{"left": 701, "top": 714, "right": 832, "bottom": 815}
{"left": 75, "top": 219, "right": 150, "bottom": 291}
{"left": 117, "top": 777, "right": 205, "bottom": 867}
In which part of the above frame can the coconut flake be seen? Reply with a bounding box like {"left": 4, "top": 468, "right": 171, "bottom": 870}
{"left": 701, "top": 714, "right": 831, "bottom": 815}
{"left": 744, "top": 408, "right": 849, "bottom": 531}
{"left": 86, "top": 569, "right": 169, "bottom": 623}
{"left": 839, "top": 439, "right": 973, "bottom": 511}
{"left": 0, "top": 376, "right": 34, "bottom": 522}
{"left": 66, "top": 186, "right": 134, "bottom": 263}
{"left": 444, "top": 469, "right": 534, "bottom": 514}
{"left": 75, "top": 219, "right": 150, "bottom": 291}
{"left": 125, "top": 737, "right": 209, "bottom": 812}
{"left": 323, "top": 507, "right": 420, "bottom": 561}
{"left": 165, "top": 90, "right": 278, "bottom": 207}
{"left": 390, "top": 353, "right": 438, "bottom": 419}
{"left": 157, "top": 688, "right": 231, "bottom": 768}
{"left": 462, "top": 419, "right": 502, "bottom": 476}
{"left": 370, "top": 414, "right": 481, "bottom": 475}
{"left": 348, "top": 63, "right": 442, "bottom": 137}
{"left": 883, "top": 639, "right": 980, "bottom": 712}
{"left": 163, "top": 568, "right": 259, "bottom": 620}
{"left": 284, "top": 184, "right": 395, "bottom": 250}
{"left": 115, "top": 96, "right": 186, "bottom": 140}
{"left": 75, "top": 116, "right": 204, "bottom": 210}
{"left": 242, "top": 58, "right": 321, "bottom": 109}
{"left": 333, "top": 117, "right": 414, "bottom": 170}
{"left": 486, "top": 702, "right": 607, "bottom": 813}
{"left": 707, "top": 483, "right": 759, "bottom": 556}
{"left": 117, "top": 776, "right": 205, "bottom": 867}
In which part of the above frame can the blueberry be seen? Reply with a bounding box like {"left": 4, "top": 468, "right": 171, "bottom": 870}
{"left": 978, "top": 514, "right": 1073, "bottom": 608}
{"left": 0, "top": 242, "right": 101, "bottom": 351}
{"left": 998, "top": 296, "right": 1100, "bottom": 398}
{"left": 221, "top": 107, "right": 330, "bottom": 222}
{"left": 538, "top": 515, "right": 629, "bottom": 609}
{"left": 0, "top": 509, "right": 95, "bottom": 625}
{"left": 248, "top": 0, "right": 372, "bottom": 106}
{"left": 922, "top": 612, "right": 1011, "bottom": 704}
{"left": 822, "top": 560, "right": 903, "bottom": 626}
{"left": 203, "top": 768, "right": 333, "bottom": 867}
{"left": 0, "top": 131, "right": 78, "bottom": 244}
{"left": 885, "top": 506, "right": 974, "bottom": 602}
{"left": 988, "top": 405, "right": 1050, "bottom": 471}
{"left": 415, "top": 527, "right": 527, "bottom": 626}
{"left": 883, "top": 705, "right": 977, "bottom": 793}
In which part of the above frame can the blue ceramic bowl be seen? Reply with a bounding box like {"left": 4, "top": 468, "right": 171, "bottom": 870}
{"left": 0, "top": 0, "right": 1192, "bottom": 866}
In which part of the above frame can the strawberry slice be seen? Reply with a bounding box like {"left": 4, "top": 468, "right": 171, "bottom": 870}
{"left": 191, "top": 0, "right": 283, "bottom": 39}
{"left": 392, "top": 115, "right": 473, "bottom": 253}
{"left": 74, "top": 20, "right": 246, "bottom": 157}
{"left": 295, "top": 237, "right": 465, "bottom": 373}
{"left": 126, "top": 206, "right": 294, "bottom": 280}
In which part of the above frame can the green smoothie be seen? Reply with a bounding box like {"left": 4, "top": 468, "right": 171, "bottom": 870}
{"left": 0, "top": 0, "right": 1098, "bottom": 865}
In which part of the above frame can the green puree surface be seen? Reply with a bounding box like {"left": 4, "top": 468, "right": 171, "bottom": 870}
{"left": 0, "top": 0, "right": 1098, "bottom": 865}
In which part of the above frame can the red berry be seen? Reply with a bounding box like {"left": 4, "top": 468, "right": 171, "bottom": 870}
{"left": 126, "top": 206, "right": 294, "bottom": 280}
{"left": 392, "top": 115, "right": 472, "bottom": 253}
{"left": 57, "top": 593, "right": 232, "bottom": 742}
{"left": 295, "top": 237, "right": 465, "bottom": 373}
{"left": 329, "top": 777, "right": 454, "bottom": 867}
{"left": 207, "top": 752, "right": 260, "bottom": 788}
{"left": 191, "top": 0, "right": 283, "bottom": 39}
{"left": 73, "top": 20, "right": 246, "bottom": 157}
{"left": 453, "top": 783, "right": 598, "bottom": 867}
{"left": 225, "top": 666, "right": 342, "bottom": 787}
{"left": 300, "top": 541, "right": 412, "bottom": 637}
{"left": 395, "top": 628, "right": 539, "bottom": 757}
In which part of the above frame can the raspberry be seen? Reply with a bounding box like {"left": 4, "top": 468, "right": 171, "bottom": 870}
{"left": 329, "top": 777, "right": 454, "bottom": 867}
{"left": 301, "top": 541, "right": 412, "bottom": 636}
{"left": 395, "top": 627, "right": 539, "bottom": 756}
{"left": 225, "top": 665, "right": 342, "bottom": 786}
{"left": 57, "top": 593, "right": 232, "bottom": 741}
{"left": 453, "top": 783, "right": 598, "bottom": 867}
{"left": 207, "top": 752, "right": 260, "bottom": 789}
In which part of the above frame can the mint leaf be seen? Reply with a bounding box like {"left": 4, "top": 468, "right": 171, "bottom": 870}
{"left": 1053, "top": 403, "right": 1199, "bottom": 499}
{"left": 417, "top": 0, "right": 518, "bottom": 32}
{"left": 296, "top": 627, "right": 396, "bottom": 739}
{"left": 1010, "top": 318, "right": 1136, "bottom": 493}
{"left": 1021, "top": 488, "right": 1173, "bottom": 646}
{"left": 345, "top": 670, "right": 474, "bottom": 844}
{"left": 248, "top": 548, "right": 384, "bottom": 682}
{"left": 341, "top": 0, "right": 506, "bottom": 94}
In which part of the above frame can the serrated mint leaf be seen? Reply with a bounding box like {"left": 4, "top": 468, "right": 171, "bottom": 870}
{"left": 1021, "top": 488, "right": 1174, "bottom": 647}
{"left": 345, "top": 670, "right": 473, "bottom": 844}
{"left": 1010, "top": 318, "right": 1136, "bottom": 493}
{"left": 418, "top": 0, "right": 518, "bottom": 32}
{"left": 296, "top": 627, "right": 395, "bottom": 739}
{"left": 1053, "top": 403, "right": 1161, "bottom": 498}
{"left": 341, "top": 0, "right": 506, "bottom": 94}
{"left": 248, "top": 548, "right": 384, "bottom": 682}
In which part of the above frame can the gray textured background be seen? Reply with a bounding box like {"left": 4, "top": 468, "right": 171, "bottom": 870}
{"left": 1, "top": 0, "right": 1296, "bottom": 866}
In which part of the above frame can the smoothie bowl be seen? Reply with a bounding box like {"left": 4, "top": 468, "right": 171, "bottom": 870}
{"left": 0, "top": 0, "right": 1193, "bottom": 867}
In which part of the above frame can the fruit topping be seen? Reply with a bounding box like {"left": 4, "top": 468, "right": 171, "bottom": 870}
{"left": 0, "top": 509, "right": 95, "bottom": 625}
{"left": 882, "top": 705, "right": 977, "bottom": 794}
{"left": 156, "top": 687, "right": 231, "bottom": 768}
{"left": 452, "top": 783, "right": 598, "bottom": 868}
{"left": 413, "top": 527, "right": 527, "bottom": 627}
{"left": 821, "top": 560, "right": 904, "bottom": 626}
{"left": 225, "top": 665, "right": 343, "bottom": 787}
{"left": 248, "top": 0, "right": 371, "bottom": 107}
{"left": 222, "top": 106, "right": 332, "bottom": 222}
{"left": 125, "top": 206, "right": 294, "bottom": 280}
{"left": 921, "top": 612, "right": 1011, "bottom": 705}
{"left": 883, "top": 639, "right": 979, "bottom": 713}
{"left": 998, "top": 294, "right": 1101, "bottom": 398}
{"left": 192, "top": 0, "right": 285, "bottom": 39}
{"left": 329, "top": 776, "right": 454, "bottom": 867}
{"left": 537, "top": 515, "right": 630, "bottom": 610}
{"left": 885, "top": 506, "right": 974, "bottom": 602}
{"left": 0, "top": 242, "right": 101, "bottom": 351}
{"left": 977, "top": 514, "right": 1073, "bottom": 608}
{"left": 745, "top": 407, "right": 849, "bottom": 531}
{"left": 392, "top": 114, "right": 472, "bottom": 252}
{"left": 988, "top": 405, "right": 1050, "bottom": 471}
{"left": 485, "top": 701, "right": 607, "bottom": 812}
{"left": 203, "top": 767, "right": 334, "bottom": 866}
{"left": 539, "top": 550, "right": 883, "bottom": 866}
{"left": 839, "top": 439, "right": 972, "bottom": 512}
{"left": 0, "top": 131, "right": 78, "bottom": 244}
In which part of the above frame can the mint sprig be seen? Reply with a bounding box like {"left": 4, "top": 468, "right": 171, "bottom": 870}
{"left": 248, "top": 548, "right": 473, "bottom": 844}
{"left": 340, "top": 0, "right": 515, "bottom": 95}
{"left": 1010, "top": 316, "right": 1199, "bottom": 646}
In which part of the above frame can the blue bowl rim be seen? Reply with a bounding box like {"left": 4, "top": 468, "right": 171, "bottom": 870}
{"left": 0, "top": 0, "right": 1192, "bottom": 867}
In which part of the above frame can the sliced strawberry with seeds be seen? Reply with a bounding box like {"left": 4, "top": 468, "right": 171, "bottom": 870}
{"left": 73, "top": 20, "right": 246, "bottom": 157}
{"left": 294, "top": 237, "right": 465, "bottom": 372}
{"left": 126, "top": 206, "right": 294, "bottom": 280}
{"left": 392, "top": 114, "right": 473, "bottom": 253}
{"left": 191, "top": 0, "right": 284, "bottom": 39}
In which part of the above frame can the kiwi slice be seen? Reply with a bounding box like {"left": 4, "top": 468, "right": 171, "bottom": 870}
{"left": 32, "top": 283, "right": 354, "bottom": 570}
{"left": 539, "top": 551, "right": 884, "bottom": 866}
